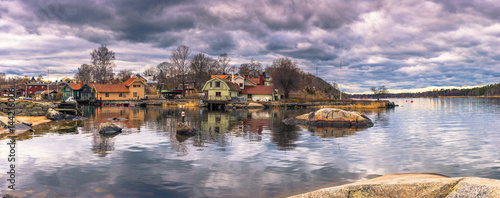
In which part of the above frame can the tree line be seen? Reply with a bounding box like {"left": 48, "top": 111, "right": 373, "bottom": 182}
{"left": 349, "top": 83, "right": 500, "bottom": 98}
{"left": 74, "top": 45, "right": 304, "bottom": 98}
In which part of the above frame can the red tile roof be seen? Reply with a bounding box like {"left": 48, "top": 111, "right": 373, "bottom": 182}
{"left": 211, "top": 75, "right": 231, "bottom": 79}
{"left": 249, "top": 78, "right": 260, "bottom": 85}
{"left": 66, "top": 83, "right": 83, "bottom": 90}
{"left": 123, "top": 77, "right": 138, "bottom": 86}
{"left": 241, "top": 85, "right": 273, "bottom": 95}
{"left": 93, "top": 84, "right": 130, "bottom": 93}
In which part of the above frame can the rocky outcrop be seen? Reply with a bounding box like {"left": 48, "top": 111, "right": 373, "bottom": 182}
{"left": 290, "top": 174, "right": 500, "bottom": 198}
{"left": 176, "top": 122, "right": 198, "bottom": 136}
{"left": 99, "top": 123, "right": 122, "bottom": 135}
{"left": 0, "top": 101, "right": 56, "bottom": 116}
{"left": 283, "top": 108, "right": 373, "bottom": 127}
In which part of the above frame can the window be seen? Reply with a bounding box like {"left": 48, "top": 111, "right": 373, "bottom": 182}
{"left": 65, "top": 93, "right": 70, "bottom": 97}
{"left": 215, "top": 82, "right": 221, "bottom": 87}
{"left": 137, "top": 85, "right": 140, "bottom": 88}
{"left": 248, "top": 94, "right": 252, "bottom": 99}
{"left": 29, "top": 91, "right": 32, "bottom": 94}
{"left": 216, "top": 92, "right": 221, "bottom": 97}
{"left": 239, "top": 83, "right": 243, "bottom": 87}
{"left": 66, "top": 87, "right": 70, "bottom": 91}
{"left": 119, "top": 93, "right": 123, "bottom": 97}
{"left": 210, "top": 82, "right": 212, "bottom": 87}
{"left": 105, "top": 93, "right": 109, "bottom": 97}
{"left": 29, "top": 86, "right": 32, "bottom": 88}
{"left": 133, "top": 92, "right": 137, "bottom": 97}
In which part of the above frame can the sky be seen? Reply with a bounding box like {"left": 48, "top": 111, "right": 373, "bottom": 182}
{"left": 1, "top": 0, "right": 499, "bottom": 93}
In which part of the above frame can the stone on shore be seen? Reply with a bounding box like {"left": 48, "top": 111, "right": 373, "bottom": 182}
{"left": 290, "top": 174, "right": 500, "bottom": 198}
{"left": 247, "top": 102, "right": 265, "bottom": 108}
{"left": 283, "top": 108, "right": 373, "bottom": 127}
{"left": 46, "top": 108, "right": 65, "bottom": 121}
{"left": 99, "top": 122, "right": 122, "bottom": 135}
{"left": 176, "top": 122, "right": 198, "bottom": 136}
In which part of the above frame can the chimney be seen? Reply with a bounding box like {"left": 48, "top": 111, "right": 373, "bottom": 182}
{"left": 259, "top": 74, "right": 263, "bottom": 85}
{"left": 80, "top": 81, "right": 84, "bottom": 86}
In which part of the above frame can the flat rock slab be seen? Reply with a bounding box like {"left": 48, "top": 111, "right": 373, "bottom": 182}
{"left": 290, "top": 174, "right": 500, "bottom": 198}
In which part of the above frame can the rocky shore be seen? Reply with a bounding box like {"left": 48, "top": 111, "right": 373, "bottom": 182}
{"left": 290, "top": 174, "right": 500, "bottom": 198}
{"left": 0, "top": 100, "right": 56, "bottom": 116}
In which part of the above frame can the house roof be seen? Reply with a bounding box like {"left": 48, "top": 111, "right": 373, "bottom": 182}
{"left": 221, "top": 79, "right": 241, "bottom": 91}
{"left": 93, "top": 84, "right": 130, "bottom": 93}
{"left": 249, "top": 78, "right": 260, "bottom": 85}
{"left": 123, "top": 77, "right": 137, "bottom": 86}
{"left": 211, "top": 75, "right": 231, "bottom": 79}
{"left": 66, "top": 83, "right": 83, "bottom": 90}
{"left": 241, "top": 85, "right": 273, "bottom": 95}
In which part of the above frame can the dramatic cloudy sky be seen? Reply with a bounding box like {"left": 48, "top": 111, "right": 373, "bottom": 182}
{"left": 1, "top": 0, "right": 500, "bottom": 93}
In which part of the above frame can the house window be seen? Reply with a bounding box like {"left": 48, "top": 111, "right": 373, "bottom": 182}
{"left": 137, "top": 85, "right": 140, "bottom": 88}
{"left": 239, "top": 83, "right": 243, "bottom": 87}
{"left": 133, "top": 92, "right": 137, "bottom": 97}
{"left": 65, "top": 93, "right": 70, "bottom": 97}
{"left": 29, "top": 86, "right": 32, "bottom": 88}
{"left": 66, "top": 87, "right": 70, "bottom": 91}
{"left": 216, "top": 92, "right": 221, "bottom": 97}
{"left": 215, "top": 82, "right": 221, "bottom": 87}
{"left": 247, "top": 94, "right": 252, "bottom": 99}
{"left": 210, "top": 82, "right": 212, "bottom": 87}
{"left": 105, "top": 93, "right": 109, "bottom": 97}
{"left": 119, "top": 93, "right": 123, "bottom": 97}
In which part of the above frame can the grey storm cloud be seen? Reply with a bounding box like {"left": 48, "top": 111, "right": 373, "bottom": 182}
{"left": 1, "top": 0, "right": 500, "bottom": 93}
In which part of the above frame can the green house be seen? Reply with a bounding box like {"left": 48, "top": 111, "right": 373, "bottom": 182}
{"left": 61, "top": 82, "right": 94, "bottom": 100}
{"left": 201, "top": 77, "right": 240, "bottom": 102}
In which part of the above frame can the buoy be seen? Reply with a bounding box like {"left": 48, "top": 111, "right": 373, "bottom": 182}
{"left": 128, "top": 104, "right": 131, "bottom": 107}
{"left": 102, "top": 103, "right": 104, "bottom": 107}
{"left": 115, "top": 104, "right": 117, "bottom": 107}
{"left": 181, "top": 111, "right": 185, "bottom": 117}
{"left": 411, "top": 100, "right": 413, "bottom": 103}
{"left": 108, "top": 104, "right": 110, "bottom": 107}
{"left": 406, "top": 100, "right": 407, "bottom": 102}
{"left": 121, "top": 104, "right": 124, "bottom": 107}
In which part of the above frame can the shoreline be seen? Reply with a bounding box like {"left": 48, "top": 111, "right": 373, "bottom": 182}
{"left": 0, "top": 116, "right": 53, "bottom": 138}
{"left": 289, "top": 173, "right": 500, "bottom": 197}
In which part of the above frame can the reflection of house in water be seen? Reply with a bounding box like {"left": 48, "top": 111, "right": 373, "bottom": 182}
{"left": 241, "top": 110, "right": 273, "bottom": 135}
{"left": 201, "top": 112, "right": 233, "bottom": 133}
{"left": 93, "top": 107, "right": 146, "bottom": 129}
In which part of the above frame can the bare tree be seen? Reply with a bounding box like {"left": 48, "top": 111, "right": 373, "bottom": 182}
{"left": 190, "top": 53, "right": 214, "bottom": 90}
{"left": 270, "top": 57, "right": 301, "bottom": 99}
{"left": 248, "top": 58, "right": 262, "bottom": 77}
{"left": 143, "top": 67, "right": 158, "bottom": 77}
{"left": 91, "top": 45, "right": 115, "bottom": 83}
{"left": 238, "top": 64, "right": 250, "bottom": 76}
{"left": 218, "top": 53, "right": 231, "bottom": 74}
{"left": 74, "top": 64, "right": 94, "bottom": 82}
{"left": 117, "top": 69, "right": 133, "bottom": 82}
{"left": 170, "top": 45, "right": 191, "bottom": 97}
{"left": 157, "top": 61, "right": 178, "bottom": 90}
{"left": 371, "top": 86, "right": 388, "bottom": 101}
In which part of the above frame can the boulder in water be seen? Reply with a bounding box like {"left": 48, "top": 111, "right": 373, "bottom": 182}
{"left": 176, "top": 122, "right": 198, "bottom": 136}
{"left": 99, "top": 122, "right": 122, "bottom": 135}
{"left": 283, "top": 108, "right": 373, "bottom": 127}
{"left": 46, "top": 108, "right": 65, "bottom": 121}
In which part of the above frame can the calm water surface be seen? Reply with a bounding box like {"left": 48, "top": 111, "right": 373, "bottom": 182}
{"left": 1, "top": 98, "right": 499, "bottom": 197}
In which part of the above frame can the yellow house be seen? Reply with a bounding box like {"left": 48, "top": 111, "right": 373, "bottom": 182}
{"left": 92, "top": 77, "right": 147, "bottom": 101}
{"left": 123, "top": 77, "right": 147, "bottom": 100}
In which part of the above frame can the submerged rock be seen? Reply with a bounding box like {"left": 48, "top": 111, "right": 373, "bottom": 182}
{"left": 283, "top": 108, "right": 373, "bottom": 127}
{"left": 99, "top": 122, "right": 122, "bottom": 135}
{"left": 176, "top": 122, "right": 198, "bottom": 136}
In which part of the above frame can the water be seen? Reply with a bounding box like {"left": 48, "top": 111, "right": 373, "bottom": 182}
{"left": 1, "top": 98, "right": 500, "bottom": 197}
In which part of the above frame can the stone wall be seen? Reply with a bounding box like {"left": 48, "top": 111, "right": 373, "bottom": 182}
{"left": 0, "top": 101, "right": 56, "bottom": 116}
